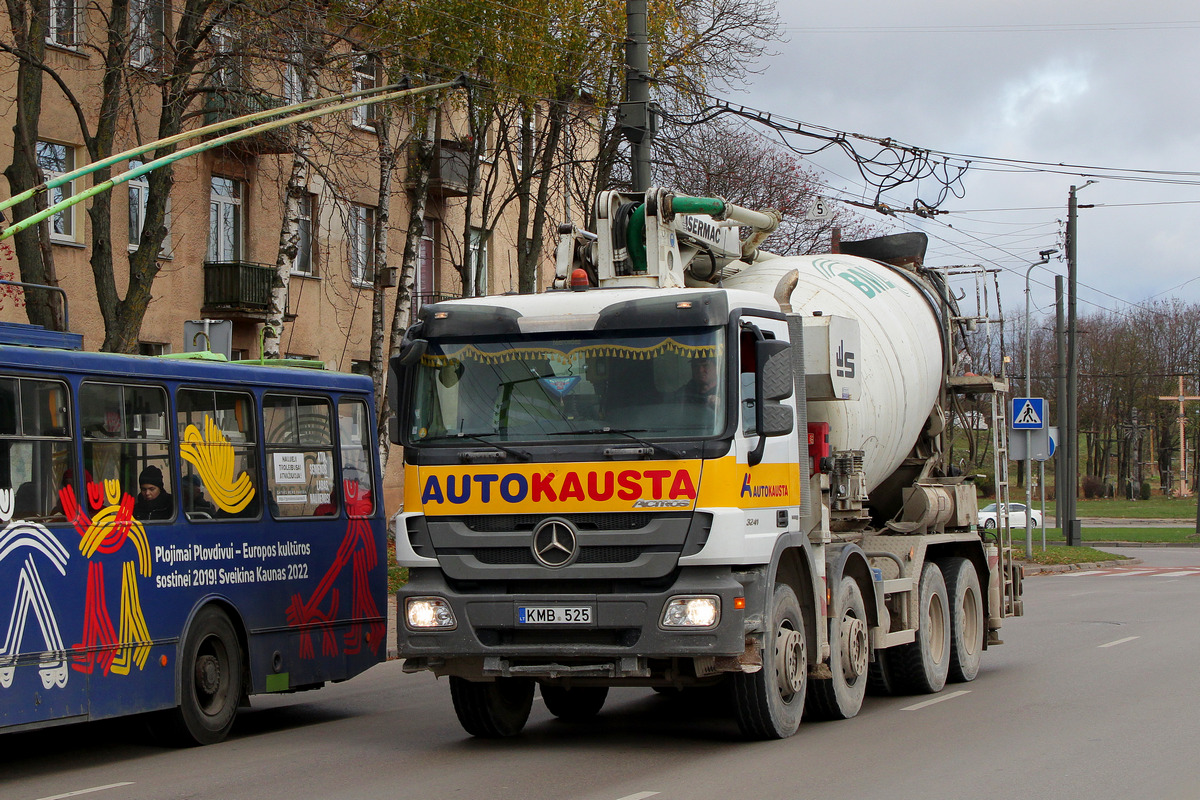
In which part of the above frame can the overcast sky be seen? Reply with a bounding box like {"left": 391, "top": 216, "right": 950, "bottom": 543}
{"left": 724, "top": 2, "right": 1200, "bottom": 323}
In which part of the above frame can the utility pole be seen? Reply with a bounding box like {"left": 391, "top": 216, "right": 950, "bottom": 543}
{"left": 620, "top": 0, "right": 656, "bottom": 191}
{"left": 1055, "top": 276, "right": 1067, "bottom": 532}
{"left": 1064, "top": 181, "right": 1094, "bottom": 546}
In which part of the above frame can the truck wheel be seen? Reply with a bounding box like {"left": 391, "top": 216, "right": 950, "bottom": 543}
{"left": 540, "top": 685, "right": 609, "bottom": 721}
{"left": 730, "top": 584, "right": 806, "bottom": 739}
{"left": 940, "top": 557, "right": 984, "bottom": 683}
{"left": 806, "top": 577, "right": 869, "bottom": 720}
{"left": 449, "top": 676, "right": 534, "bottom": 738}
{"left": 153, "top": 605, "right": 244, "bottom": 746}
{"left": 887, "top": 562, "right": 950, "bottom": 694}
{"left": 866, "top": 653, "right": 895, "bottom": 696}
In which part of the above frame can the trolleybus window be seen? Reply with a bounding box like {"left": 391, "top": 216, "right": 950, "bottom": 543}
{"left": 263, "top": 394, "right": 336, "bottom": 517}
{"left": 79, "top": 382, "right": 172, "bottom": 521}
{"left": 0, "top": 377, "right": 73, "bottom": 521}
{"left": 176, "top": 388, "right": 259, "bottom": 520}
{"left": 338, "top": 398, "right": 374, "bottom": 515}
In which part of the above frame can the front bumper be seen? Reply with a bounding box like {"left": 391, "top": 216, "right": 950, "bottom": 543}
{"left": 398, "top": 565, "right": 765, "bottom": 679}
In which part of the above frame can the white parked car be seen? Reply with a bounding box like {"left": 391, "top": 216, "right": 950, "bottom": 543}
{"left": 978, "top": 502, "right": 1042, "bottom": 529}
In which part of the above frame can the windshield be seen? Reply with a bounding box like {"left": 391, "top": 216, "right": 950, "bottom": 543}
{"left": 405, "top": 328, "right": 726, "bottom": 444}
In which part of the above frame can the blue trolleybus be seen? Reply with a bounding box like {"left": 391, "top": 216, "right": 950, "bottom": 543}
{"left": 0, "top": 319, "right": 387, "bottom": 744}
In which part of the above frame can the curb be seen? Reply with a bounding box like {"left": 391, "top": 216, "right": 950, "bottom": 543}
{"left": 1022, "top": 557, "right": 1142, "bottom": 576}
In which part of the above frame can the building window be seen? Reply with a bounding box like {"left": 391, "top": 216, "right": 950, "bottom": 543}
{"left": 35, "top": 141, "right": 75, "bottom": 241}
{"left": 208, "top": 176, "right": 243, "bottom": 262}
{"left": 46, "top": 0, "right": 78, "bottom": 48}
{"left": 129, "top": 0, "right": 164, "bottom": 67}
{"left": 128, "top": 160, "right": 171, "bottom": 255}
{"left": 349, "top": 204, "right": 375, "bottom": 287}
{"left": 291, "top": 193, "right": 315, "bottom": 275}
{"left": 351, "top": 53, "right": 378, "bottom": 129}
{"left": 468, "top": 227, "right": 488, "bottom": 296}
{"left": 212, "top": 27, "right": 240, "bottom": 89}
{"left": 284, "top": 59, "right": 304, "bottom": 104}
{"left": 416, "top": 220, "right": 435, "bottom": 297}
{"left": 350, "top": 360, "right": 371, "bottom": 376}
{"left": 138, "top": 342, "right": 170, "bottom": 356}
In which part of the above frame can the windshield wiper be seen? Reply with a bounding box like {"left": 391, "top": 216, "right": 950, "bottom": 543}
{"left": 422, "top": 432, "right": 530, "bottom": 461}
{"left": 549, "top": 427, "right": 680, "bottom": 458}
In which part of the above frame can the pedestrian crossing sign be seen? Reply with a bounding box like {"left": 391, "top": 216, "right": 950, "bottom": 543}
{"left": 1011, "top": 397, "right": 1045, "bottom": 430}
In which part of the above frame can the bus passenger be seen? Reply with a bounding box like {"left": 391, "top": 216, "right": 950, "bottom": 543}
{"left": 181, "top": 474, "right": 217, "bottom": 517}
{"left": 133, "top": 465, "right": 173, "bottom": 520}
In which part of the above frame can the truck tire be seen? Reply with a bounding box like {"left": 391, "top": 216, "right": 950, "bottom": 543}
{"left": 940, "top": 557, "right": 984, "bottom": 683}
{"left": 887, "top": 562, "right": 950, "bottom": 694}
{"left": 449, "top": 676, "right": 534, "bottom": 738}
{"left": 806, "top": 576, "right": 869, "bottom": 719}
{"left": 730, "top": 584, "right": 806, "bottom": 739}
{"left": 540, "top": 685, "right": 609, "bottom": 721}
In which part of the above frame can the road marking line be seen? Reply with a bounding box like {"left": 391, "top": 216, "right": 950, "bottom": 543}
{"left": 901, "top": 690, "right": 970, "bottom": 711}
{"left": 37, "top": 783, "right": 134, "bottom": 800}
{"left": 1062, "top": 571, "right": 1102, "bottom": 577}
{"left": 1168, "top": 570, "right": 1200, "bottom": 576}
{"left": 616, "top": 793, "right": 660, "bottom": 800}
{"left": 1099, "top": 636, "right": 1140, "bottom": 648}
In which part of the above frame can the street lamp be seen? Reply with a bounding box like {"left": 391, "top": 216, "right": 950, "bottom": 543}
{"left": 1024, "top": 247, "right": 1058, "bottom": 559}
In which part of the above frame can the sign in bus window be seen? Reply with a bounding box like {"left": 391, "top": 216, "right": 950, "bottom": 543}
{"left": 264, "top": 394, "right": 336, "bottom": 517}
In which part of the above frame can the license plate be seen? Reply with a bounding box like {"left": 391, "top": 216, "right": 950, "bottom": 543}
{"left": 517, "top": 606, "right": 592, "bottom": 624}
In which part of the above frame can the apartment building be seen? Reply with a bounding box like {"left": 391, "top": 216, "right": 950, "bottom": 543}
{"left": 1, "top": 1, "right": 588, "bottom": 507}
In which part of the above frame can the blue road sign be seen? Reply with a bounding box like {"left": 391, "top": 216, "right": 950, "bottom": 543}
{"left": 1012, "top": 397, "right": 1046, "bottom": 430}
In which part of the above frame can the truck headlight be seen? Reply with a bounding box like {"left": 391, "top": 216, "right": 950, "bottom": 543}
{"left": 661, "top": 596, "right": 720, "bottom": 629}
{"left": 405, "top": 597, "right": 457, "bottom": 630}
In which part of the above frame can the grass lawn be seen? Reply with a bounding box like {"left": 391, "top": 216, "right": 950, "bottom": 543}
{"left": 1022, "top": 526, "right": 1200, "bottom": 544}
{"left": 1023, "top": 545, "right": 1131, "bottom": 566}
{"left": 1039, "top": 496, "right": 1200, "bottom": 519}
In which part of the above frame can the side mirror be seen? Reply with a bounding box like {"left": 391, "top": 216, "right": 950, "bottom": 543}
{"left": 750, "top": 337, "right": 794, "bottom": 465}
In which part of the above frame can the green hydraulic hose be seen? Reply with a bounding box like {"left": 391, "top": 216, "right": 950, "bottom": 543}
{"left": 2, "top": 77, "right": 464, "bottom": 242}
{"left": 0, "top": 80, "right": 417, "bottom": 217}
{"left": 670, "top": 195, "right": 726, "bottom": 217}
{"left": 626, "top": 195, "right": 725, "bottom": 274}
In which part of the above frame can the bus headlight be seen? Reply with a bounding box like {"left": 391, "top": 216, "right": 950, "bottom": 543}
{"left": 405, "top": 597, "right": 457, "bottom": 630}
{"left": 660, "top": 596, "right": 720, "bottom": 629}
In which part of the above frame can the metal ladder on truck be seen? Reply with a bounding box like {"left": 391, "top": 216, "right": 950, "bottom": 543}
{"left": 991, "top": 393, "right": 1022, "bottom": 618}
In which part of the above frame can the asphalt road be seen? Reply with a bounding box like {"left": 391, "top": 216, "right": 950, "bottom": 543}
{"left": 4, "top": 547, "right": 1200, "bottom": 800}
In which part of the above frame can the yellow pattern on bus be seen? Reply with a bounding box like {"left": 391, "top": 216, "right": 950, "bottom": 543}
{"left": 180, "top": 415, "right": 255, "bottom": 513}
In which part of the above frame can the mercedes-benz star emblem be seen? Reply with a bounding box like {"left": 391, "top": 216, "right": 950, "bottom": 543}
{"left": 531, "top": 517, "right": 579, "bottom": 568}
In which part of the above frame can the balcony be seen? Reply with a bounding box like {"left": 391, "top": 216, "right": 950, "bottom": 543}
{"left": 202, "top": 91, "right": 294, "bottom": 155}
{"left": 424, "top": 140, "right": 474, "bottom": 198}
{"left": 203, "top": 260, "right": 285, "bottom": 319}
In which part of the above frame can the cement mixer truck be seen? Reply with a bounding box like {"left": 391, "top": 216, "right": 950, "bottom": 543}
{"left": 389, "top": 187, "right": 1021, "bottom": 740}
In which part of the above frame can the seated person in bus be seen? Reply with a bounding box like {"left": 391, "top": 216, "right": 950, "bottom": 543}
{"left": 133, "top": 465, "right": 173, "bottom": 520}
{"left": 181, "top": 474, "right": 217, "bottom": 517}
